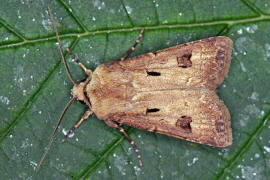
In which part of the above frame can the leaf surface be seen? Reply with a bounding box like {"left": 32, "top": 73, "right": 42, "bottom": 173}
{"left": 0, "top": 0, "right": 270, "bottom": 179}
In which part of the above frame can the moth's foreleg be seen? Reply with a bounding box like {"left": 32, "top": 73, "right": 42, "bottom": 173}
{"left": 120, "top": 28, "right": 145, "bottom": 61}
{"left": 104, "top": 120, "right": 143, "bottom": 166}
{"left": 62, "top": 110, "right": 93, "bottom": 142}
{"left": 66, "top": 48, "right": 92, "bottom": 76}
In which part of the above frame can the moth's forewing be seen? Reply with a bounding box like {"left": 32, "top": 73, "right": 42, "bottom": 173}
{"left": 87, "top": 36, "right": 233, "bottom": 147}
{"left": 97, "top": 36, "right": 232, "bottom": 90}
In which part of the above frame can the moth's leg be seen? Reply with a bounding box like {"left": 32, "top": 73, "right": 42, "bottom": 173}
{"left": 66, "top": 48, "right": 92, "bottom": 76}
{"left": 62, "top": 110, "right": 93, "bottom": 142}
{"left": 104, "top": 120, "right": 143, "bottom": 166}
{"left": 120, "top": 28, "right": 145, "bottom": 61}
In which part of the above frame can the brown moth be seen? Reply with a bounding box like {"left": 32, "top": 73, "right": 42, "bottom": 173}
{"left": 37, "top": 7, "right": 233, "bottom": 171}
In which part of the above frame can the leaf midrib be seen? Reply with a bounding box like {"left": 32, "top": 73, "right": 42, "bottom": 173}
{"left": 2, "top": 14, "right": 270, "bottom": 50}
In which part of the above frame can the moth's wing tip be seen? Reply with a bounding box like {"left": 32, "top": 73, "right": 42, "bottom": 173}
{"left": 217, "top": 130, "right": 233, "bottom": 147}
{"left": 202, "top": 132, "right": 233, "bottom": 148}
{"left": 215, "top": 36, "right": 234, "bottom": 52}
{"left": 215, "top": 99, "right": 233, "bottom": 148}
{"left": 217, "top": 138, "right": 233, "bottom": 147}
{"left": 216, "top": 36, "right": 233, "bottom": 43}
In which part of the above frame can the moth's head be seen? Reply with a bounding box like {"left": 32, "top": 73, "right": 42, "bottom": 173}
{"left": 71, "top": 81, "right": 88, "bottom": 103}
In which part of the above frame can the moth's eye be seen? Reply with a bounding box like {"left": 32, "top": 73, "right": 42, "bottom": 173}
{"left": 176, "top": 115, "right": 192, "bottom": 132}
{"left": 177, "top": 54, "right": 192, "bottom": 68}
{"left": 79, "top": 77, "right": 87, "bottom": 83}
{"left": 78, "top": 100, "right": 85, "bottom": 104}
{"left": 146, "top": 71, "right": 161, "bottom": 76}
{"left": 146, "top": 108, "right": 160, "bottom": 114}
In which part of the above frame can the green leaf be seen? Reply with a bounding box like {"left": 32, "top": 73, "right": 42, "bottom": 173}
{"left": 0, "top": 0, "right": 270, "bottom": 179}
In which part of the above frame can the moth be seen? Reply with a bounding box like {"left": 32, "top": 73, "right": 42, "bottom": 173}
{"left": 37, "top": 7, "right": 233, "bottom": 171}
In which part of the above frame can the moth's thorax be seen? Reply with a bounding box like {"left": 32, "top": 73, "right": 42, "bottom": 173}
{"left": 71, "top": 82, "right": 88, "bottom": 102}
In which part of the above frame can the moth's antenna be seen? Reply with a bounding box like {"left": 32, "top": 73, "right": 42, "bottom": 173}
{"left": 48, "top": 6, "right": 78, "bottom": 85}
{"left": 36, "top": 97, "right": 76, "bottom": 172}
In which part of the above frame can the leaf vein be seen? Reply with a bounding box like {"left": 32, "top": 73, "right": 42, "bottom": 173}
{"left": 0, "top": 18, "right": 26, "bottom": 41}
{"left": 57, "top": 0, "right": 88, "bottom": 32}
